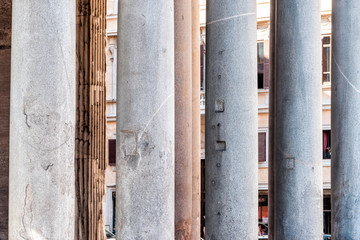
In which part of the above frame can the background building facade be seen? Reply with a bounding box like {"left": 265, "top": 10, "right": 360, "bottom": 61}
{"left": 103, "top": 0, "right": 333, "bottom": 236}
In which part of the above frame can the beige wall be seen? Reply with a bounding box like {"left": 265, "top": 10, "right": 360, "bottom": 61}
{"left": 104, "top": 0, "right": 334, "bottom": 191}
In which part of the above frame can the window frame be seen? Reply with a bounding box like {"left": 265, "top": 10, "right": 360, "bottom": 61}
{"left": 257, "top": 41, "right": 265, "bottom": 89}
{"left": 322, "top": 125, "right": 331, "bottom": 166}
{"left": 108, "top": 138, "right": 117, "bottom": 166}
{"left": 258, "top": 128, "right": 268, "bottom": 167}
{"left": 322, "top": 35, "right": 331, "bottom": 85}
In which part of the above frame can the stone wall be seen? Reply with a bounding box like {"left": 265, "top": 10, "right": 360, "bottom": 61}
{"left": 0, "top": 1, "right": 11, "bottom": 239}
{"left": 76, "top": 0, "right": 107, "bottom": 239}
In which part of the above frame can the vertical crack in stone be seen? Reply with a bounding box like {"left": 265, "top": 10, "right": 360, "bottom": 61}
{"left": 20, "top": 184, "right": 33, "bottom": 239}
{"left": 23, "top": 109, "right": 31, "bottom": 128}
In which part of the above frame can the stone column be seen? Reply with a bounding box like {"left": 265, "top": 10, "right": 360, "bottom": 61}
{"left": 0, "top": 1, "right": 11, "bottom": 239}
{"left": 191, "top": 0, "right": 201, "bottom": 239}
{"left": 175, "top": 0, "right": 193, "bottom": 239}
{"left": 9, "top": 0, "right": 76, "bottom": 239}
{"left": 269, "top": 0, "right": 323, "bottom": 239}
{"left": 205, "top": 1, "right": 258, "bottom": 238}
{"left": 331, "top": 1, "right": 360, "bottom": 239}
{"left": 116, "top": 1, "right": 175, "bottom": 239}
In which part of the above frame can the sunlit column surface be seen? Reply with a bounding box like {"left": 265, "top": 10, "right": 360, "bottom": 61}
{"left": 116, "top": 0, "right": 175, "bottom": 239}
{"left": 9, "top": 0, "right": 76, "bottom": 239}
{"left": 205, "top": 0, "right": 258, "bottom": 238}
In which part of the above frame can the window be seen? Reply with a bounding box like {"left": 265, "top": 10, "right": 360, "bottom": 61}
{"left": 258, "top": 132, "right": 266, "bottom": 162}
{"left": 257, "top": 41, "right": 270, "bottom": 89}
{"left": 108, "top": 139, "right": 116, "bottom": 166}
{"left": 258, "top": 42, "right": 264, "bottom": 89}
{"left": 322, "top": 36, "right": 331, "bottom": 84}
{"left": 323, "top": 195, "right": 331, "bottom": 235}
{"left": 200, "top": 44, "right": 205, "bottom": 91}
{"left": 323, "top": 130, "right": 331, "bottom": 159}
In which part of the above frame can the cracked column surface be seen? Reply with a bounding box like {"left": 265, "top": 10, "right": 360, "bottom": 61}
{"left": 269, "top": 0, "right": 323, "bottom": 239}
{"left": 116, "top": 1, "right": 175, "bottom": 239}
{"left": 205, "top": 1, "right": 258, "bottom": 238}
{"left": 9, "top": 0, "right": 76, "bottom": 239}
{"left": 0, "top": 0, "right": 11, "bottom": 239}
{"left": 191, "top": 0, "right": 201, "bottom": 239}
{"left": 175, "top": 0, "right": 193, "bottom": 239}
{"left": 331, "top": 1, "right": 360, "bottom": 239}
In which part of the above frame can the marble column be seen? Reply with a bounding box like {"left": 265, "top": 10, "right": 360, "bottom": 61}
{"left": 191, "top": 0, "right": 201, "bottom": 239}
{"left": 174, "top": 0, "right": 193, "bottom": 239}
{"left": 331, "top": 1, "right": 360, "bottom": 239}
{"left": 205, "top": 1, "right": 258, "bottom": 238}
{"left": 0, "top": 1, "right": 11, "bottom": 239}
{"left": 9, "top": 0, "right": 76, "bottom": 239}
{"left": 116, "top": 1, "right": 175, "bottom": 239}
{"left": 269, "top": 0, "right": 323, "bottom": 239}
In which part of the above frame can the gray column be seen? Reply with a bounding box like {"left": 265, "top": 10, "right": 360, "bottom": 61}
{"left": 331, "top": 1, "right": 360, "bottom": 239}
{"left": 116, "top": 1, "right": 174, "bottom": 239}
{"left": 191, "top": 0, "right": 201, "bottom": 239}
{"left": 175, "top": 0, "right": 193, "bottom": 239}
{"left": 269, "top": 0, "right": 323, "bottom": 239}
{"left": 9, "top": 0, "right": 76, "bottom": 239}
{"left": 205, "top": 1, "right": 258, "bottom": 238}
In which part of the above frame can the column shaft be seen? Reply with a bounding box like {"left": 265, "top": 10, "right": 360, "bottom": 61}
{"left": 269, "top": 0, "right": 323, "bottom": 239}
{"left": 0, "top": 1, "right": 11, "bottom": 239}
{"left": 9, "top": 0, "right": 76, "bottom": 239}
{"left": 191, "top": 0, "right": 201, "bottom": 239}
{"left": 175, "top": 0, "right": 193, "bottom": 239}
{"left": 331, "top": 1, "right": 360, "bottom": 239}
{"left": 205, "top": 1, "right": 258, "bottom": 238}
{"left": 116, "top": 1, "right": 175, "bottom": 239}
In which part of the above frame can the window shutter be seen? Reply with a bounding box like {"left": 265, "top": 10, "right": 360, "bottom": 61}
{"left": 264, "top": 39, "right": 270, "bottom": 89}
{"left": 258, "top": 132, "right": 266, "bottom": 162}
{"left": 108, "top": 139, "right": 116, "bottom": 166}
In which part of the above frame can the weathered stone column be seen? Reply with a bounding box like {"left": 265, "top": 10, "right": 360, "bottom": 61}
{"left": 9, "top": 0, "right": 76, "bottom": 239}
{"left": 116, "top": 1, "right": 175, "bottom": 239}
{"left": 0, "top": 1, "right": 11, "bottom": 239}
{"left": 205, "top": 1, "right": 258, "bottom": 238}
{"left": 175, "top": 0, "right": 193, "bottom": 239}
{"left": 331, "top": 1, "right": 360, "bottom": 239}
{"left": 269, "top": 0, "right": 323, "bottom": 239}
{"left": 191, "top": 0, "right": 201, "bottom": 239}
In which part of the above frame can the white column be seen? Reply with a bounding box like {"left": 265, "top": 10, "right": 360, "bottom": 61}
{"left": 116, "top": 0, "right": 175, "bottom": 239}
{"left": 9, "top": 0, "right": 76, "bottom": 239}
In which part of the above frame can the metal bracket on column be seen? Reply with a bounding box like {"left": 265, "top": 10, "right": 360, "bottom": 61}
{"left": 284, "top": 157, "right": 295, "bottom": 169}
{"left": 216, "top": 141, "right": 226, "bottom": 151}
{"left": 215, "top": 99, "right": 224, "bottom": 112}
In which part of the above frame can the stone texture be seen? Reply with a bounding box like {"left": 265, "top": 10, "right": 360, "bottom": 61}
{"left": 331, "top": 1, "right": 360, "bottom": 239}
{"left": 205, "top": 1, "right": 258, "bottom": 238}
{"left": 116, "top": 1, "right": 175, "bottom": 239}
{"left": 9, "top": 1, "right": 76, "bottom": 239}
{"left": 269, "top": 0, "right": 323, "bottom": 239}
{"left": 76, "top": 0, "right": 107, "bottom": 239}
{"left": 175, "top": 0, "right": 193, "bottom": 239}
{"left": 191, "top": 0, "right": 201, "bottom": 239}
{"left": 0, "top": 0, "right": 11, "bottom": 239}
